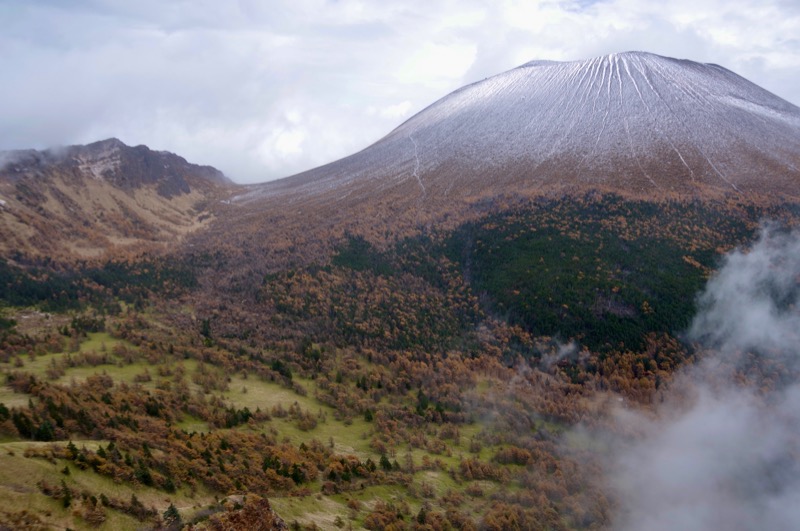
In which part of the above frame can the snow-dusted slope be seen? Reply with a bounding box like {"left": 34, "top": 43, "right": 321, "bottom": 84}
{"left": 247, "top": 52, "right": 800, "bottom": 204}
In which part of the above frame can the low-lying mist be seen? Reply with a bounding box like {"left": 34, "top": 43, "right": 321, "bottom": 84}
{"left": 610, "top": 224, "right": 800, "bottom": 531}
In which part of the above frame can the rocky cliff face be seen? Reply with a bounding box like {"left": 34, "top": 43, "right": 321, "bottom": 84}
{"left": 0, "top": 139, "right": 235, "bottom": 261}
{"left": 2, "top": 138, "right": 230, "bottom": 197}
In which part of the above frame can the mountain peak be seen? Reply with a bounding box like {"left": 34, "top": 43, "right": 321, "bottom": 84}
{"left": 248, "top": 52, "right": 800, "bottom": 210}
{"left": 602, "top": 50, "right": 660, "bottom": 60}
{"left": 518, "top": 50, "right": 658, "bottom": 69}
{"left": 90, "top": 137, "right": 126, "bottom": 148}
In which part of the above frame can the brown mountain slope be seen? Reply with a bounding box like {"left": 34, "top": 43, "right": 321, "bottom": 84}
{"left": 198, "top": 53, "right": 800, "bottom": 271}
{"left": 0, "top": 138, "right": 237, "bottom": 261}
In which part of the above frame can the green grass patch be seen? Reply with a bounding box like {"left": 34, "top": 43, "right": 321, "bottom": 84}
{"left": 77, "top": 332, "right": 117, "bottom": 353}
{"left": 0, "top": 385, "right": 30, "bottom": 409}
{"left": 0, "top": 440, "right": 215, "bottom": 530}
{"left": 223, "top": 375, "right": 321, "bottom": 413}
{"left": 175, "top": 415, "right": 211, "bottom": 434}
{"left": 270, "top": 493, "right": 353, "bottom": 530}
{"left": 220, "top": 375, "right": 376, "bottom": 457}
{"left": 267, "top": 415, "right": 375, "bottom": 459}
{"left": 414, "top": 469, "right": 459, "bottom": 497}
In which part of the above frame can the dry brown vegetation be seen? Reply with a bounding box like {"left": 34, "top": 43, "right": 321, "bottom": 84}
{"left": 3, "top": 159, "right": 800, "bottom": 529}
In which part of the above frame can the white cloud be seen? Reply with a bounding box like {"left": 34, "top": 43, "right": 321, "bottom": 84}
{"left": 1, "top": 0, "right": 799, "bottom": 183}
{"left": 368, "top": 101, "right": 414, "bottom": 120}
{"left": 688, "top": 226, "right": 800, "bottom": 354}
{"left": 610, "top": 226, "right": 800, "bottom": 531}
{"left": 395, "top": 41, "right": 478, "bottom": 88}
{"left": 273, "top": 129, "right": 306, "bottom": 157}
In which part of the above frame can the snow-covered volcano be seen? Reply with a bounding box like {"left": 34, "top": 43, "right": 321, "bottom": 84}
{"left": 248, "top": 52, "right": 800, "bottom": 204}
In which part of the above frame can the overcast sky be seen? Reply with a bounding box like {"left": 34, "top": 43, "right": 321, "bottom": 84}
{"left": 2, "top": 0, "right": 799, "bottom": 183}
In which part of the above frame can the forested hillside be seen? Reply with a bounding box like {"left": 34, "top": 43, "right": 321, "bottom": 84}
{"left": 1, "top": 192, "right": 792, "bottom": 529}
